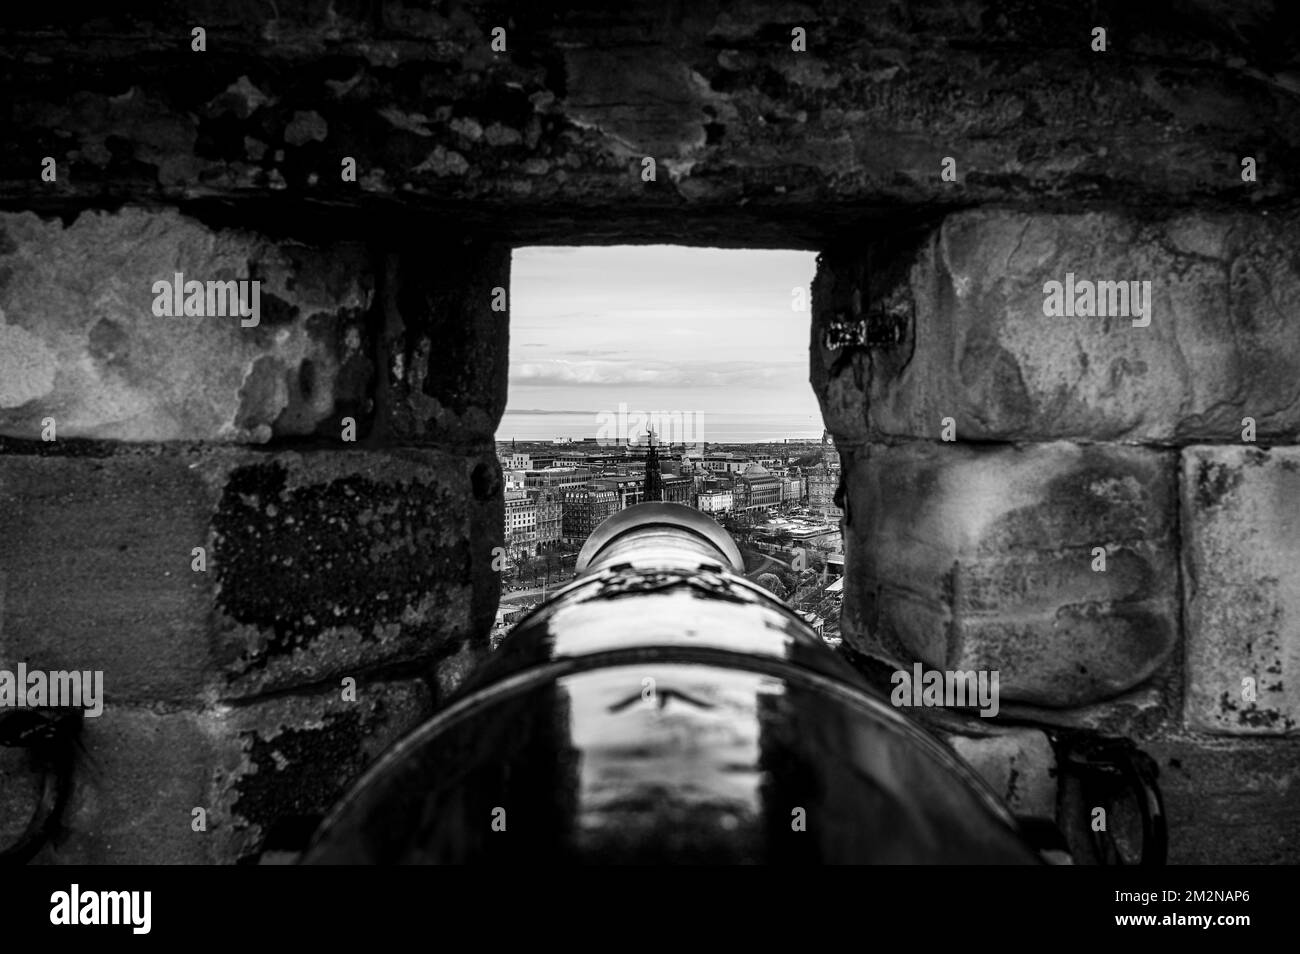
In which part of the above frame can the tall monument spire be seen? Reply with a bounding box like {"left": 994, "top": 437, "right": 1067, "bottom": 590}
{"left": 643, "top": 428, "right": 663, "bottom": 502}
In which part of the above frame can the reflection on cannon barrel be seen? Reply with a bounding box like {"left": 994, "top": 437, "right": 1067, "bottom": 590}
{"left": 304, "top": 503, "right": 1043, "bottom": 864}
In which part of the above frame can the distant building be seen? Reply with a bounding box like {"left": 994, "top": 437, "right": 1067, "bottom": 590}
{"left": 556, "top": 452, "right": 630, "bottom": 469}
{"left": 661, "top": 475, "right": 692, "bottom": 505}
{"left": 734, "top": 463, "right": 782, "bottom": 511}
{"left": 562, "top": 487, "right": 619, "bottom": 545}
{"left": 701, "top": 453, "right": 751, "bottom": 475}
{"left": 504, "top": 489, "right": 538, "bottom": 557}
{"left": 821, "top": 430, "right": 840, "bottom": 471}
{"left": 589, "top": 475, "right": 645, "bottom": 510}
{"left": 503, "top": 605, "right": 533, "bottom": 625}
{"left": 524, "top": 466, "right": 591, "bottom": 490}
{"left": 781, "top": 476, "right": 805, "bottom": 503}
{"left": 695, "top": 488, "right": 733, "bottom": 513}
{"left": 807, "top": 467, "right": 842, "bottom": 520}
{"left": 527, "top": 487, "right": 563, "bottom": 550}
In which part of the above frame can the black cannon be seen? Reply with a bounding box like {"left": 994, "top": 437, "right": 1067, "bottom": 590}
{"left": 303, "top": 503, "right": 1048, "bottom": 864}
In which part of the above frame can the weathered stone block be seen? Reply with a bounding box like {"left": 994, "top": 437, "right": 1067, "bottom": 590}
{"left": 0, "top": 208, "right": 373, "bottom": 442}
{"left": 29, "top": 677, "right": 432, "bottom": 864}
{"left": 0, "top": 451, "right": 216, "bottom": 703}
{"left": 206, "top": 446, "right": 501, "bottom": 700}
{"left": 0, "top": 445, "right": 501, "bottom": 704}
{"left": 0, "top": 742, "right": 43, "bottom": 856}
{"left": 378, "top": 242, "right": 510, "bottom": 445}
{"left": 841, "top": 441, "right": 1179, "bottom": 707}
{"left": 947, "top": 727, "right": 1056, "bottom": 820}
{"left": 35, "top": 706, "right": 217, "bottom": 864}
{"left": 3, "top": 4, "right": 1300, "bottom": 221}
{"left": 1182, "top": 446, "right": 1300, "bottom": 734}
{"left": 1144, "top": 737, "right": 1300, "bottom": 864}
{"left": 995, "top": 683, "right": 1172, "bottom": 738}
{"left": 839, "top": 211, "right": 1300, "bottom": 442}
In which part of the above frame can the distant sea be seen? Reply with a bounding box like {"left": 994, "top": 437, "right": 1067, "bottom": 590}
{"left": 497, "top": 410, "right": 825, "bottom": 444}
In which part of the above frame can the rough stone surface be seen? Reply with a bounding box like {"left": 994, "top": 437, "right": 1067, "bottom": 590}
{"left": 0, "top": 445, "right": 501, "bottom": 704}
{"left": 0, "top": 451, "right": 217, "bottom": 703}
{"left": 995, "top": 683, "right": 1174, "bottom": 739}
{"left": 378, "top": 242, "right": 510, "bottom": 445}
{"left": 215, "top": 677, "right": 433, "bottom": 863}
{"left": 841, "top": 441, "right": 1180, "bottom": 708}
{"left": 1145, "top": 736, "right": 1300, "bottom": 864}
{"left": 30, "top": 678, "right": 432, "bottom": 864}
{"left": 947, "top": 727, "right": 1057, "bottom": 820}
{"left": 1182, "top": 446, "right": 1300, "bottom": 734}
{"left": 817, "top": 210, "right": 1300, "bottom": 443}
{"left": 1, "top": 2, "right": 1298, "bottom": 246}
{"left": 206, "top": 446, "right": 501, "bottom": 700}
{"left": 0, "top": 208, "right": 373, "bottom": 442}
{"left": 36, "top": 706, "right": 218, "bottom": 864}
{"left": 0, "top": 742, "right": 46, "bottom": 854}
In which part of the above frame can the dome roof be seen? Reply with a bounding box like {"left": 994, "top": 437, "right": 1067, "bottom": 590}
{"left": 741, "top": 463, "right": 769, "bottom": 477}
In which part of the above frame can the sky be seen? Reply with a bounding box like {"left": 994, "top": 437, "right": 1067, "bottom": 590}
{"left": 506, "top": 246, "right": 823, "bottom": 440}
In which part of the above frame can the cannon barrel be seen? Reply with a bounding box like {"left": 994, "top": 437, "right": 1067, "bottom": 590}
{"left": 303, "top": 503, "right": 1043, "bottom": 864}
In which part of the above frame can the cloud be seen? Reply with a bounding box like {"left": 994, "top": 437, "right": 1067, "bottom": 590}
{"left": 511, "top": 358, "right": 799, "bottom": 388}
{"left": 506, "top": 246, "right": 822, "bottom": 418}
{"left": 502, "top": 408, "right": 595, "bottom": 415}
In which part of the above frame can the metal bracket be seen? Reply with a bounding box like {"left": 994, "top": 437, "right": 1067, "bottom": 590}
{"left": 1052, "top": 731, "right": 1167, "bottom": 866}
{"left": 0, "top": 708, "right": 82, "bottom": 864}
{"left": 823, "top": 303, "right": 910, "bottom": 352}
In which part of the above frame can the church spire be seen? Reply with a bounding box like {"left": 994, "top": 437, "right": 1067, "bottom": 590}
{"left": 643, "top": 429, "right": 663, "bottom": 502}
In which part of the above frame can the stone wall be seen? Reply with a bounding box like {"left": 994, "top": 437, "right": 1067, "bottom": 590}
{"left": 0, "top": 209, "right": 506, "bottom": 863}
{"left": 1, "top": 0, "right": 1297, "bottom": 863}
{"left": 814, "top": 209, "right": 1300, "bottom": 863}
